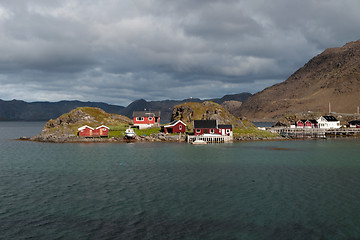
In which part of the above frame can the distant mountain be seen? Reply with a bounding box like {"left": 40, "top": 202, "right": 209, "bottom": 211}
{"left": 0, "top": 93, "right": 252, "bottom": 122}
{"left": 238, "top": 40, "right": 360, "bottom": 120}
{"left": 0, "top": 100, "right": 124, "bottom": 121}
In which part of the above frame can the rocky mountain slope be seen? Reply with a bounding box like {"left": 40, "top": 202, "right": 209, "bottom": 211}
{"left": 238, "top": 40, "right": 360, "bottom": 120}
{"left": 31, "top": 107, "right": 131, "bottom": 142}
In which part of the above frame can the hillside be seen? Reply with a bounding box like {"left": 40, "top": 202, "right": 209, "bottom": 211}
{"left": 238, "top": 40, "right": 360, "bottom": 120}
{"left": 32, "top": 107, "right": 131, "bottom": 142}
{"left": 171, "top": 101, "right": 253, "bottom": 130}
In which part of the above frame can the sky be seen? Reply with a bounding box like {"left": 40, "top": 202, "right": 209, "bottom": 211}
{"left": 0, "top": 0, "right": 360, "bottom": 106}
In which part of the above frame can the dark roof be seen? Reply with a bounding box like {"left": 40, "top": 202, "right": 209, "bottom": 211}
{"left": 349, "top": 120, "right": 360, "bottom": 124}
{"left": 133, "top": 111, "right": 161, "bottom": 117}
{"left": 194, "top": 120, "right": 217, "bottom": 129}
{"left": 218, "top": 124, "right": 232, "bottom": 129}
{"left": 322, "top": 116, "right": 338, "bottom": 122}
{"left": 307, "top": 119, "right": 318, "bottom": 124}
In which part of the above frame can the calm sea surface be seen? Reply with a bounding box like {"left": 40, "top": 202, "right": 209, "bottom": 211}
{"left": 1, "top": 122, "right": 360, "bottom": 240}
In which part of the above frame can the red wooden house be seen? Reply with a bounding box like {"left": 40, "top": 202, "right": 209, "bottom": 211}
{"left": 78, "top": 125, "right": 94, "bottom": 137}
{"left": 305, "top": 120, "right": 318, "bottom": 128}
{"left": 296, "top": 120, "right": 306, "bottom": 128}
{"left": 296, "top": 119, "right": 318, "bottom": 128}
{"left": 193, "top": 120, "right": 233, "bottom": 136}
{"left": 133, "top": 111, "right": 161, "bottom": 129}
{"left": 93, "top": 125, "right": 110, "bottom": 137}
{"left": 162, "top": 120, "right": 186, "bottom": 134}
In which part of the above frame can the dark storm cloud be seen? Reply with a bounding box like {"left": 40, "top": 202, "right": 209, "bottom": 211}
{"left": 0, "top": 0, "right": 359, "bottom": 105}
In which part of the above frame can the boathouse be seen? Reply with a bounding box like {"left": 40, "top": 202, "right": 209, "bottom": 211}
{"left": 78, "top": 125, "right": 94, "bottom": 137}
{"left": 93, "top": 125, "right": 110, "bottom": 137}
{"left": 162, "top": 120, "right": 186, "bottom": 134}
{"left": 133, "top": 111, "right": 161, "bottom": 129}
{"left": 194, "top": 120, "right": 218, "bottom": 135}
{"left": 317, "top": 116, "right": 341, "bottom": 129}
{"left": 193, "top": 120, "right": 233, "bottom": 136}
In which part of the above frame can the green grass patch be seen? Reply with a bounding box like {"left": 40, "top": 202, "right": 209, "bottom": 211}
{"left": 233, "top": 127, "right": 279, "bottom": 138}
{"left": 135, "top": 127, "right": 161, "bottom": 136}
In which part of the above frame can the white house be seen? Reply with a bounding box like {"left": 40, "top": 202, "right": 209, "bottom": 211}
{"left": 317, "top": 116, "right": 341, "bottom": 129}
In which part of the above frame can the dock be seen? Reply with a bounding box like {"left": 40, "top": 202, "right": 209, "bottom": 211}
{"left": 187, "top": 134, "right": 233, "bottom": 143}
{"left": 270, "top": 127, "right": 360, "bottom": 138}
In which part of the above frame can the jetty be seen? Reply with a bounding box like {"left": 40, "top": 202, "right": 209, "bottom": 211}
{"left": 187, "top": 134, "right": 233, "bottom": 143}
{"left": 270, "top": 127, "right": 360, "bottom": 138}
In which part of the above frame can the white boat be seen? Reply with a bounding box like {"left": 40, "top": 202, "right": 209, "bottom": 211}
{"left": 124, "top": 128, "right": 136, "bottom": 139}
{"left": 192, "top": 140, "right": 207, "bottom": 145}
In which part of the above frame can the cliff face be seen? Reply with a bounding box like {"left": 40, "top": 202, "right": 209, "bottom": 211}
{"left": 239, "top": 40, "right": 360, "bottom": 120}
{"left": 171, "top": 101, "right": 253, "bottom": 129}
{"left": 33, "top": 107, "right": 131, "bottom": 141}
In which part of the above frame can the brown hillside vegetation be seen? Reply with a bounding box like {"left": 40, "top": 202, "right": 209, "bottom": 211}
{"left": 239, "top": 40, "right": 360, "bottom": 120}
{"left": 171, "top": 101, "right": 253, "bottom": 130}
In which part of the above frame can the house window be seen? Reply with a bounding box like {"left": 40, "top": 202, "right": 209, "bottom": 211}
{"left": 226, "top": 129, "right": 230, "bottom": 133}
{"left": 210, "top": 129, "right": 214, "bottom": 134}
{"left": 179, "top": 125, "right": 182, "bottom": 130}
{"left": 196, "top": 129, "right": 201, "bottom": 133}
{"left": 148, "top": 117, "right": 153, "bottom": 121}
{"left": 136, "top": 117, "right": 144, "bottom": 121}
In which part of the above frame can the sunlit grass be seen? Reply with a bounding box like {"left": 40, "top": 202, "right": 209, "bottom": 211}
{"left": 233, "top": 127, "right": 279, "bottom": 138}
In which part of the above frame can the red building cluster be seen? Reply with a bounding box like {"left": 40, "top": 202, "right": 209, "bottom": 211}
{"left": 78, "top": 125, "right": 109, "bottom": 137}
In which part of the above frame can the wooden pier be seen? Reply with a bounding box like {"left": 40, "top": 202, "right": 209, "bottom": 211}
{"left": 270, "top": 127, "right": 360, "bottom": 138}
{"left": 187, "top": 134, "right": 233, "bottom": 143}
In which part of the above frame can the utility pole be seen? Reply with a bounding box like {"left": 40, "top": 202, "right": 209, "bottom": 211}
{"left": 329, "top": 102, "right": 331, "bottom": 114}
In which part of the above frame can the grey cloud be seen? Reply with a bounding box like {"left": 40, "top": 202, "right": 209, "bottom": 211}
{"left": 0, "top": 0, "right": 359, "bottom": 106}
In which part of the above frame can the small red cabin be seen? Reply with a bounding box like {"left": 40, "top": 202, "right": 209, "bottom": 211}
{"left": 305, "top": 120, "right": 318, "bottom": 128}
{"left": 93, "top": 125, "right": 110, "bottom": 137}
{"left": 296, "top": 120, "right": 306, "bottom": 128}
{"left": 78, "top": 125, "right": 94, "bottom": 137}
{"left": 296, "top": 119, "right": 317, "bottom": 128}
{"left": 163, "top": 120, "right": 186, "bottom": 134}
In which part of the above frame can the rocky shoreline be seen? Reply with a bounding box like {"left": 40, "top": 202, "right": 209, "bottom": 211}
{"left": 19, "top": 132, "right": 285, "bottom": 143}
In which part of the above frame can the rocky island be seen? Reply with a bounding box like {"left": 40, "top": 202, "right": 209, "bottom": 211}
{"left": 26, "top": 102, "right": 280, "bottom": 143}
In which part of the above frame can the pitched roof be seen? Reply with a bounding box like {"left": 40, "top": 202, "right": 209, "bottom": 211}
{"left": 322, "top": 116, "right": 338, "bottom": 122}
{"left": 78, "top": 125, "right": 94, "bottom": 131}
{"left": 218, "top": 124, "right": 232, "bottom": 129}
{"left": 133, "top": 111, "right": 161, "bottom": 117}
{"left": 307, "top": 119, "right": 318, "bottom": 124}
{"left": 349, "top": 120, "right": 360, "bottom": 125}
{"left": 96, "top": 125, "right": 110, "bottom": 129}
{"left": 194, "top": 120, "right": 217, "bottom": 129}
{"left": 164, "top": 120, "right": 186, "bottom": 128}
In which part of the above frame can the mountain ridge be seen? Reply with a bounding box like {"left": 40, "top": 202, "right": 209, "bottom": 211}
{"left": 0, "top": 92, "right": 252, "bottom": 122}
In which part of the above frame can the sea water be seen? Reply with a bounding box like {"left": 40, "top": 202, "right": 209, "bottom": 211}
{"left": 0, "top": 122, "right": 360, "bottom": 240}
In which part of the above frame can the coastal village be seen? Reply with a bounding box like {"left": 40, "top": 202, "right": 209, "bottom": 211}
{"left": 71, "top": 106, "right": 360, "bottom": 144}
